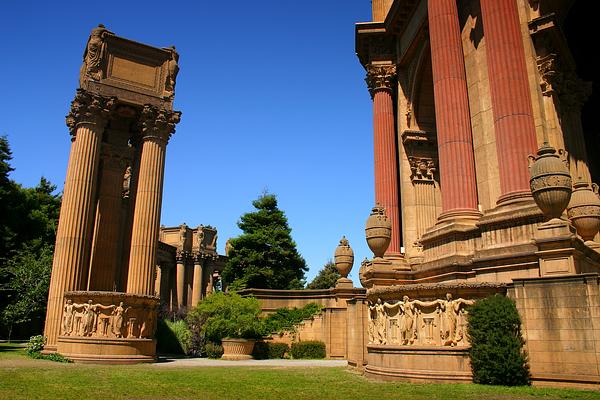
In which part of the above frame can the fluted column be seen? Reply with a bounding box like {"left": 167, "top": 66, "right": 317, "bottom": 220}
{"left": 480, "top": 0, "right": 538, "bottom": 204}
{"left": 44, "top": 90, "right": 112, "bottom": 349}
{"left": 175, "top": 254, "right": 185, "bottom": 308}
{"left": 367, "top": 64, "right": 401, "bottom": 255}
{"left": 88, "top": 146, "right": 127, "bottom": 290}
{"left": 154, "top": 264, "right": 162, "bottom": 297}
{"left": 427, "top": 0, "right": 480, "bottom": 221}
{"left": 191, "top": 255, "right": 204, "bottom": 307}
{"left": 127, "top": 106, "right": 180, "bottom": 295}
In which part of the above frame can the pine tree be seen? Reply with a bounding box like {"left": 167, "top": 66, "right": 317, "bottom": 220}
{"left": 306, "top": 260, "right": 340, "bottom": 289}
{"left": 222, "top": 193, "right": 307, "bottom": 290}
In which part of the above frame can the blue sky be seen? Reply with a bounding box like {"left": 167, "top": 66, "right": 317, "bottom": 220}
{"left": 1, "top": 1, "right": 375, "bottom": 286}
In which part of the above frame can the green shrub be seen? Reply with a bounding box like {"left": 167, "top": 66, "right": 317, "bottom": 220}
{"left": 25, "top": 335, "right": 71, "bottom": 362}
{"left": 187, "top": 292, "right": 263, "bottom": 341}
{"left": 262, "top": 303, "right": 322, "bottom": 334}
{"left": 204, "top": 342, "right": 224, "bottom": 359}
{"left": 290, "top": 341, "right": 326, "bottom": 359}
{"left": 467, "top": 295, "right": 530, "bottom": 386}
{"left": 253, "top": 341, "right": 289, "bottom": 359}
{"left": 156, "top": 319, "right": 192, "bottom": 355}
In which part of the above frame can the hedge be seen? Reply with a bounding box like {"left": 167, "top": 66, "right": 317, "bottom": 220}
{"left": 253, "top": 341, "right": 289, "bottom": 359}
{"left": 290, "top": 340, "right": 326, "bottom": 359}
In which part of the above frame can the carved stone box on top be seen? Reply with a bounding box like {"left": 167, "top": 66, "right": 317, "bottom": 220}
{"left": 79, "top": 24, "right": 178, "bottom": 111}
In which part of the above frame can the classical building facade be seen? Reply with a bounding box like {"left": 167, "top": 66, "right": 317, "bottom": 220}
{"left": 351, "top": 0, "right": 599, "bottom": 388}
{"left": 44, "top": 26, "right": 182, "bottom": 363}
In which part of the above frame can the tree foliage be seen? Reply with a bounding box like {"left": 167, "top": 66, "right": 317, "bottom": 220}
{"left": 467, "top": 295, "right": 530, "bottom": 386}
{"left": 222, "top": 193, "right": 307, "bottom": 290}
{"left": 0, "top": 136, "right": 61, "bottom": 339}
{"left": 306, "top": 260, "right": 340, "bottom": 289}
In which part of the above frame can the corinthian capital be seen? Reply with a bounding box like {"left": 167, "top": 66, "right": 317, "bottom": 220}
{"left": 138, "top": 105, "right": 182, "bottom": 144}
{"left": 366, "top": 64, "right": 397, "bottom": 96}
{"left": 66, "top": 89, "right": 116, "bottom": 134}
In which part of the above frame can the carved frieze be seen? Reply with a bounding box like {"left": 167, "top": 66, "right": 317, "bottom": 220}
{"left": 66, "top": 89, "right": 116, "bottom": 134}
{"left": 368, "top": 293, "right": 474, "bottom": 347}
{"left": 366, "top": 64, "right": 397, "bottom": 96}
{"left": 60, "top": 293, "right": 158, "bottom": 340}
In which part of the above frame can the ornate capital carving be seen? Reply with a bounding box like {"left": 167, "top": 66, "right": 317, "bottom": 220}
{"left": 138, "top": 105, "right": 181, "bottom": 144}
{"left": 66, "top": 89, "right": 116, "bottom": 135}
{"left": 409, "top": 157, "right": 436, "bottom": 182}
{"left": 365, "top": 64, "right": 397, "bottom": 96}
{"left": 537, "top": 54, "right": 592, "bottom": 111}
{"left": 537, "top": 53, "right": 559, "bottom": 96}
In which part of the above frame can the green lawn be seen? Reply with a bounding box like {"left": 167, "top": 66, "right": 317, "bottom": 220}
{"left": 0, "top": 343, "right": 598, "bottom": 400}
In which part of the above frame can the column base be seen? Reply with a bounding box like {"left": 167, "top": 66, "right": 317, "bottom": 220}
{"left": 437, "top": 209, "right": 482, "bottom": 225}
{"left": 496, "top": 190, "right": 533, "bottom": 206}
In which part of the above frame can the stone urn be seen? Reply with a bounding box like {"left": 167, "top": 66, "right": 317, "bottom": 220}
{"left": 334, "top": 236, "right": 354, "bottom": 278}
{"left": 221, "top": 338, "right": 256, "bottom": 360}
{"left": 365, "top": 204, "right": 391, "bottom": 258}
{"left": 528, "top": 143, "right": 572, "bottom": 220}
{"left": 567, "top": 181, "right": 600, "bottom": 241}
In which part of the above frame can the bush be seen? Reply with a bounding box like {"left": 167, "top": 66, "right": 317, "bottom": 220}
{"left": 262, "top": 303, "right": 322, "bottom": 334}
{"left": 156, "top": 319, "right": 192, "bottom": 355}
{"left": 187, "top": 292, "right": 263, "bottom": 341}
{"left": 253, "top": 341, "right": 289, "bottom": 359}
{"left": 290, "top": 341, "right": 326, "bottom": 359}
{"left": 204, "top": 342, "right": 224, "bottom": 359}
{"left": 467, "top": 295, "right": 530, "bottom": 386}
{"left": 25, "top": 335, "right": 71, "bottom": 363}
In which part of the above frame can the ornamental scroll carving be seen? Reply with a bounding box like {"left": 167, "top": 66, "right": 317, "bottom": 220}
{"left": 409, "top": 157, "right": 436, "bottom": 182}
{"left": 366, "top": 64, "right": 397, "bottom": 96}
{"left": 368, "top": 293, "right": 474, "bottom": 347}
{"left": 66, "top": 89, "right": 116, "bottom": 134}
{"left": 60, "top": 298, "right": 157, "bottom": 339}
{"left": 537, "top": 53, "right": 592, "bottom": 111}
{"left": 138, "top": 105, "right": 182, "bottom": 143}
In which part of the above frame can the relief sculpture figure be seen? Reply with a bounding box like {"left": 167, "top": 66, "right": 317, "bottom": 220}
{"left": 62, "top": 299, "right": 75, "bottom": 335}
{"left": 438, "top": 293, "right": 474, "bottom": 346}
{"left": 112, "top": 302, "right": 130, "bottom": 338}
{"left": 368, "top": 298, "right": 387, "bottom": 344}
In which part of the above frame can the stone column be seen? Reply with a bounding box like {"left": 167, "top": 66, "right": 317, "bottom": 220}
{"left": 88, "top": 145, "right": 127, "bottom": 291}
{"left": 428, "top": 0, "right": 480, "bottom": 221}
{"left": 366, "top": 64, "right": 402, "bottom": 255}
{"left": 126, "top": 106, "right": 180, "bottom": 295}
{"left": 154, "top": 264, "right": 162, "bottom": 297}
{"left": 44, "top": 90, "right": 112, "bottom": 349}
{"left": 191, "top": 254, "right": 204, "bottom": 307}
{"left": 175, "top": 254, "right": 186, "bottom": 308}
{"left": 480, "top": 0, "right": 538, "bottom": 204}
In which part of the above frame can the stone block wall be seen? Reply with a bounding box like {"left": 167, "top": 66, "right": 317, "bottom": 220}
{"left": 509, "top": 274, "right": 600, "bottom": 388}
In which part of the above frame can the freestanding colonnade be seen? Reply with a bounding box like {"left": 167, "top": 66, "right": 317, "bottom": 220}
{"left": 44, "top": 25, "right": 181, "bottom": 363}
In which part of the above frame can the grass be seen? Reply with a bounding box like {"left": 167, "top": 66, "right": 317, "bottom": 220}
{"left": 0, "top": 343, "right": 598, "bottom": 400}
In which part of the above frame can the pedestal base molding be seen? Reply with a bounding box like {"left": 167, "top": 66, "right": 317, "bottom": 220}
{"left": 57, "top": 336, "right": 156, "bottom": 364}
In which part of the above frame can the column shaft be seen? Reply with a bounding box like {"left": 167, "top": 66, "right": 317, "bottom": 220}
{"left": 154, "top": 264, "right": 162, "bottom": 298}
{"left": 371, "top": 79, "right": 401, "bottom": 255}
{"left": 191, "top": 258, "right": 204, "bottom": 307}
{"left": 126, "top": 136, "right": 166, "bottom": 295}
{"left": 44, "top": 122, "right": 103, "bottom": 349}
{"left": 480, "top": 0, "right": 538, "bottom": 203}
{"left": 176, "top": 258, "right": 185, "bottom": 308}
{"left": 428, "top": 0, "right": 479, "bottom": 218}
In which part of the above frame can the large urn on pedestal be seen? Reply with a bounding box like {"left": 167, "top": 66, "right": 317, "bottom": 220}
{"left": 529, "top": 143, "right": 572, "bottom": 220}
{"left": 334, "top": 236, "right": 354, "bottom": 277}
{"left": 365, "top": 204, "right": 391, "bottom": 258}
{"left": 567, "top": 181, "right": 600, "bottom": 242}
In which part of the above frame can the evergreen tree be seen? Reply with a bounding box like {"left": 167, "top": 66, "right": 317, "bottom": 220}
{"left": 306, "top": 260, "right": 340, "bottom": 289}
{"left": 222, "top": 193, "right": 307, "bottom": 290}
{"left": 467, "top": 295, "right": 530, "bottom": 386}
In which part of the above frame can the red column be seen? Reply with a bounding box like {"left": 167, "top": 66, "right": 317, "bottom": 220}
{"left": 428, "top": 0, "right": 480, "bottom": 221}
{"left": 367, "top": 64, "right": 401, "bottom": 255}
{"left": 480, "top": 0, "right": 538, "bottom": 204}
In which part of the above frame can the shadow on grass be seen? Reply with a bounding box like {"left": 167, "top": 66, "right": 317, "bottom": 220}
{"left": 0, "top": 343, "right": 26, "bottom": 352}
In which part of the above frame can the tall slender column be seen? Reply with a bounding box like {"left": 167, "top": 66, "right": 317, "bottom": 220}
{"left": 428, "top": 0, "right": 480, "bottom": 221}
{"left": 366, "top": 64, "right": 402, "bottom": 255}
{"left": 127, "top": 106, "right": 180, "bottom": 295}
{"left": 480, "top": 0, "right": 538, "bottom": 204}
{"left": 175, "top": 254, "right": 185, "bottom": 308}
{"left": 44, "top": 90, "right": 112, "bottom": 349}
{"left": 191, "top": 255, "right": 204, "bottom": 307}
{"left": 88, "top": 145, "right": 127, "bottom": 290}
{"left": 154, "top": 264, "right": 162, "bottom": 298}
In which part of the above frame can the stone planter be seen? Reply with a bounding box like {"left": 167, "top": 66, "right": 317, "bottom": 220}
{"left": 221, "top": 338, "right": 256, "bottom": 360}
{"left": 528, "top": 143, "right": 571, "bottom": 220}
{"left": 567, "top": 181, "right": 600, "bottom": 241}
{"left": 365, "top": 204, "right": 391, "bottom": 258}
{"left": 334, "top": 236, "right": 354, "bottom": 278}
